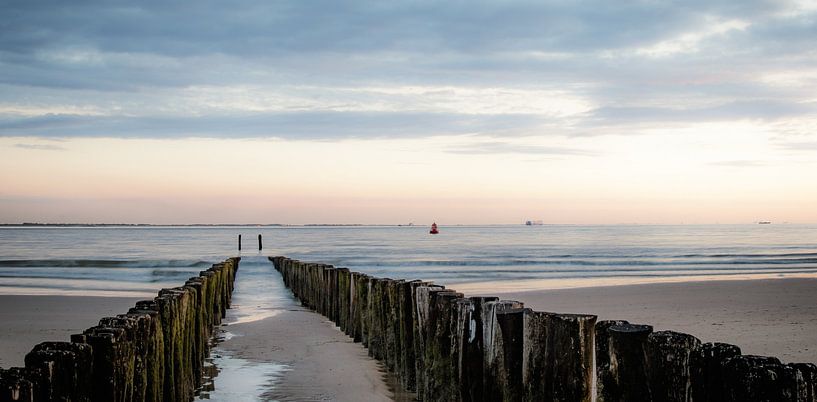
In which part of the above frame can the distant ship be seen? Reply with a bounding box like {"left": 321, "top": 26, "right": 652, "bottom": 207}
{"left": 758, "top": 221, "right": 772, "bottom": 224}
{"left": 525, "top": 220, "right": 544, "bottom": 226}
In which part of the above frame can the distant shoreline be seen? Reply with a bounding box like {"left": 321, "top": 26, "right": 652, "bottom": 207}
{"left": 0, "top": 222, "right": 803, "bottom": 227}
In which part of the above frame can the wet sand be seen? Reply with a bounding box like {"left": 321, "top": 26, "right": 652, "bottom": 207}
{"left": 460, "top": 277, "right": 817, "bottom": 364}
{"left": 217, "top": 307, "right": 395, "bottom": 401}
{"left": 0, "top": 295, "right": 142, "bottom": 367}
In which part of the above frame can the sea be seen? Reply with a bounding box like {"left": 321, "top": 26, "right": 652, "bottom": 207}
{"left": 2, "top": 224, "right": 817, "bottom": 297}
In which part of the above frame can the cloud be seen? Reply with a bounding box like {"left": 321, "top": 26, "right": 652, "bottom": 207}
{"left": 708, "top": 160, "right": 768, "bottom": 167}
{"left": 585, "top": 100, "right": 817, "bottom": 126}
{"left": 1, "top": 0, "right": 816, "bottom": 140}
{"left": 777, "top": 141, "right": 817, "bottom": 151}
{"left": 447, "top": 141, "right": 593, "bottom": 156}
{"left": 13, "top": 143, "right": 65, "bottom": 151}
{"left": 0, "top": 112, "right": 554, "bottom": 139}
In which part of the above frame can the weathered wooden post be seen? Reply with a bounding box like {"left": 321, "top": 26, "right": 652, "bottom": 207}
{"left": 690, "top": 342, "right": 742, "bottom": 401}
{"left": 422, "top": 290, "right": 463, "bottom": 401}
{"left": 595, "top": 319, "right": 631, "bottom": 402}
{"left": 646, "top": 330, "right": 701, "bottom": 401}
{"left": 383, "top": 279, "right": 404, "bottom": 373}
{"left": 0, "top": 368, "right": 34, "bottom": 402}
{"left": 790, "top": 363, "right": 817, "bottom": 401}
{"left": 367, "top": 277, "right": 387, "bottom": 360}
{"left": 414, "top": 285, "right": 446, "bottom": 397}
{"left": 355, "top": 274, "right": 371, "bottom": 344}
{"left": 601, "top": 323, "right": 654, "bottom": 401}
{"left": 482, "top": 300, "right": 526, "bottom": 402}
{"left": 452, "top": 296, "right": 497, "bottom": 402}
{"left": 523, "top": 311, "right": 596, "bottom": 401}
{"left": 23, "top": 342, "right": 94, "bottom": 402}
{"left": 720, "top": 355, "right": 807, "bottom": 401}
{"left": 397, "top": 280, "right": 426, "bottom": 392}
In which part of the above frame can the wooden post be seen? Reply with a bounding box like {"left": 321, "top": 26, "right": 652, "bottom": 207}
{"left": 455, "top": 296, "right": 498, "bottom": 402}
{"left": 603, "top": 323, "right": 654, "bottom": 401}
{"left": 647, "top": 330, "right": 701, "bottom": 402}
{"left": 721, "top": 355, "right": 802, "bottom": 401}
{"left": 595, "top": 320, "right": 630, "bottom": 402}
{"left": 523, "top": 311, "right": 596, "bottom": 401}
{"left": 238, "top": 234, "right": 241, "bottom": 251}
{"left": 423, "top": 290, "right": 463, "bottom": 401}
{"left": 690, "top": 342, "right": 742, "bottom": 401}
{"left": 257, "top": 234, "right": 262, "bottom": 251}
{"left": 414, "top": 285, "right": 446, "bottom": 397}
{"left": 0, "top": 368, "right": 34, "bottom": 402}
{"left": 482, "top": 300, "right": 525, "bottom": 402}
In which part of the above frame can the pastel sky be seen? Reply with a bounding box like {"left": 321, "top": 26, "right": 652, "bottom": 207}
{"left": 1, "top": 0, "right": 816, "bottom": 224}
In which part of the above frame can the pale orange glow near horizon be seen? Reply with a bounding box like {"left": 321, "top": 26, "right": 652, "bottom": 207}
{"left": 2, "top": 122, "right": 815, "bottom": 225}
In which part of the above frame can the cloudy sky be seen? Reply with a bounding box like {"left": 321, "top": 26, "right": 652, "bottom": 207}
{"left": 1, "top": 0, "right": 816, "bottom": 224}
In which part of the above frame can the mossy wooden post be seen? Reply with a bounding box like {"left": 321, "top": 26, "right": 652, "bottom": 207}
{"left": 129, "top": 301, "right": 165, "bottom": 402}
{"left": 347, "top": 272, "right": 361, "bottom": 340}
{"left": 337, "top": 268, "right": 351, "bottom": 334}
{"left": 367, "top": 277, "right": 387, "bottom": 360}
{"left": 423, "top": 290, "right": 463, "bottom": 401}
{"left": 23, "top": 342, "right": 93, "bottom": 402}
{"left": 454, "top": 296, "right": 498, "bottom": 402}
{"left": 646, "top": 330, "right": 701, "bottom": 402}
{"left": 384, "top": 279, "right": 404, "bottom": 373}
{"left": 82, "top": 325, "right": 134, "bottom": 402}
{"left": 397, "top": 280, "right": 424, "bottom": 391}
{"left": 326, "top": 266, "right": 339, "bottom": 323}
{"left": 155, "top": 292, "right": 179, "bottom": 401}
{"left": 356, "top": 274, "right": 371, "bottom": 345}
{"left": 0, "top": 368, "right": 34, "bottom": 402}
{"left": 523, "top": 312, "right": 596, "bottom": 401}
{"left": 414, "top": 285, "right": 445, "bottom": 396}
{"left": 481, "top": 300, "right": 525, "bottom": 402}
{"left": 601, "top": 323, "right": 654, "bottom": 401}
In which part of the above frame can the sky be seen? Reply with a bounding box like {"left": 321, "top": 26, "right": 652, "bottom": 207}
{"left": 1, "top": 0, "right": 816, "bottom": 224}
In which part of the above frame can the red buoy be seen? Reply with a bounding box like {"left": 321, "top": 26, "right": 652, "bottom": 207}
{"left": 429, "top": 222, "right": 439, "bottom": 234}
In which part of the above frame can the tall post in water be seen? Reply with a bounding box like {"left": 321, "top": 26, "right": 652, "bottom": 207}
{"left": 258, "top": 234, "right": 262, "bottom": 251}
{"left": 238, "top": 234, "right": 242, "bottom": 251}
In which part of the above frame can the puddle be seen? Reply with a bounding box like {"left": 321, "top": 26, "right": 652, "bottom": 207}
{"left": 195, "top": 349, "right": 289, "bottom": 401}
{"left": 195, "top": 328, "right": 289, "bottom": 401}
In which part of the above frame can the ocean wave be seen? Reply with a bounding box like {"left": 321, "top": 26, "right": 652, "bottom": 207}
{"left": 0, "top": 259, "right": 213, "bottom": 268}
{"left": 337, "top": 256, "right": 817, "bottom": 267}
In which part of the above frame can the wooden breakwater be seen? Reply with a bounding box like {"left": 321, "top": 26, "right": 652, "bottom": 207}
{"left": 0, "top": 257, "right": 239, "bottom": 402}
{"left": 270, "top": 256, "right": 817, "bottom": 402}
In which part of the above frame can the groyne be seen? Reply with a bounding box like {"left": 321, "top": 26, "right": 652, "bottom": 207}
{"left": 271, "top": 256, "right": 817, "bottom": 402}
{"left": 0, "top": 257, "right": 239, "bottom": 402}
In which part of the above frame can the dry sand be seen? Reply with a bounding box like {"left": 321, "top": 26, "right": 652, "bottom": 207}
{"left": 463, "top": 277, "right": 817, "bottom": 364}
{"left": 0, "top": 295, "right": 142, "bottom": 367}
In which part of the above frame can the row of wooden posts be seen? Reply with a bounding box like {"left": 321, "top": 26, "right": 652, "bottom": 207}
{"left": 270, "top": 256, "right": 817, "bottom": 402}
{"left": 0, "top": 257, "right": 240, "bottom": 402}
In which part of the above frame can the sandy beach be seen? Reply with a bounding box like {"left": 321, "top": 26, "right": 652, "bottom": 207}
{"left": 1, "top": 276, "right": 815, "bottom": 399}
{"left": 462, "top": 277, "right": 817, "bottom": 364}
{"left": 0, "top": 295, "right": 142, "bottom": 367}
